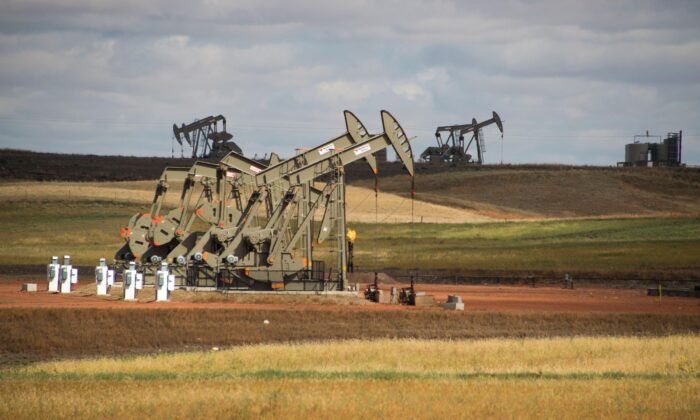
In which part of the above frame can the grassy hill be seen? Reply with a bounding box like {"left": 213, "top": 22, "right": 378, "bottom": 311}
{"left": 5, "top": 149, "right": 699, "bottom": 220}
{"left": 2, "top": 163, "right": 700, "bottom": 277}
{"left": 1, "top": 197, "right": 699, "bottom": 279}
{"left": 353, "top": 166, "right": 700, "bottom": 219}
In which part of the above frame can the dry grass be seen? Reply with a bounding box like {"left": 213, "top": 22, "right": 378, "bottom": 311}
{"left": 355, "top": 167, "right": 700, "bottom": 219}
{"left": 17, "top": 336, "right": 700, "bottom": 376}
{"left": 0, "top": 180, "right": 169, "bottom": 204}
{"left": 2, "top": 308, "right": 699, "bottom": 364}
{"left": 0, "top": 378, "right": 696, "bottom": 419}
{"left": 0, "top": 181, "right": 494, "bottom": 223}
{"left": 343, "top": 185, "right": 493, "bottom": 223}
{"left": 1, "top": 336, "right": 698, "bottom": 418}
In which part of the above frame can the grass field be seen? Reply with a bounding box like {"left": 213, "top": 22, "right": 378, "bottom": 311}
{"left": 2, "top": 199, "right": 699, "bottom": 273}
{"left": 2, "top": 308, "right": 699, "bottom": 364}
{"left": 1, "top": 336, "right": 698, "bottom": 418}
{"left": 1, "top": 172, "right": 699, "bottom": 418}
{"left": 348, "top": 217, "right": 700, "bottom": 272}
{"left": 357, "top": 167, "right": 700, "bottom": 218}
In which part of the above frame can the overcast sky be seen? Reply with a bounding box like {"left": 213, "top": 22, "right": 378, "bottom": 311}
{"left": 1, "top": 0, "right": 699, "bottom": 165}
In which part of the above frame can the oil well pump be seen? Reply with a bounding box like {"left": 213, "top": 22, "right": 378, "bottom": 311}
{"left": 420, "top": 111, "right": 503, "bottom": 163}
{"left": 115, "top": 153, "right": 272, "bottom": 280}
{"left": 173, "top": 115, "right": 243, "bottom": 160}
{"left": 116, "top": 110, "right": 415, "bottom": 291}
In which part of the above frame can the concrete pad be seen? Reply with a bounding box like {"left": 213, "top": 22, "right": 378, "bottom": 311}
{"left": 443, "top": 302, "right": 465, "bottom": 311}
{"left": 21, "top": 283, "right": 38, "bottom": 292}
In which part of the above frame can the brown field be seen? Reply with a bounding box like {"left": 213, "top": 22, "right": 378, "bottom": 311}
{"left": 5, "top": 165, "right": 700, "bottom": 223}
{"left": 2, "top": 305, "right": 699, "bottom": 365}
{"left": 1, "top": 279, "right": 699, "bottom": 365}
{"left": 0, "top": 180, "right": 493, "bottom": 224}
{"left": 1, "top": 280, "right": 699, "bottom": 315}
{"left": 356, "top": 166, "right": 700, "bottom": 219}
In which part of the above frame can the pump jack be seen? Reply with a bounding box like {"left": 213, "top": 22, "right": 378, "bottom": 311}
{"left": 199, "top": 110, "right": 413, "bottom": 290}
{"left": 115, "top": 110, "right": 414, "bottom": 291}
{"left": 173, "top": 115, "right": 242, "bottom": 160}
{"left": 115, "top": 152, "right": 279, "bottom": 283}
{"left": 420, "top": 111, "right": 503, "bottom": 163}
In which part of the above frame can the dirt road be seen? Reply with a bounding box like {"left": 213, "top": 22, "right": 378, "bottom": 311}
{"left": 2, "top": 280, "right": 698, "bottom": 315}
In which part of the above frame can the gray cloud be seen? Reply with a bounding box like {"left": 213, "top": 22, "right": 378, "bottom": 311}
{"left": 0, "top": 0, "right": 698, "bottom": 164}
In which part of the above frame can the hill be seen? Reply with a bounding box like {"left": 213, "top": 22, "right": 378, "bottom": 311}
{"left": 3, "top": 149, "right": 700, "bottom": 220}
{"left": 2, "top": 187, "right": 699, "bottom": 280}
{"left": 353, "top": 165, "right": 700, "bottom": 219}
{"left": 0, "top": 149, "right": 196, "bottom": 181}
{"left": 0, "top": 181, "right": 490, "bottom": 224}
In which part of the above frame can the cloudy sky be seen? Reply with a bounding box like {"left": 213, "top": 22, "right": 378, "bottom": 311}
{"left": 0, "top": 0, "right": 699, "bottom": 165}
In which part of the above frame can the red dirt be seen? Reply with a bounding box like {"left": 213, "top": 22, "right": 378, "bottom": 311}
{"left": 397, "top": 283, "right": 700, "bottom": 314}
{"left": 1, "top": 280, "right": 698, "bottom": 314}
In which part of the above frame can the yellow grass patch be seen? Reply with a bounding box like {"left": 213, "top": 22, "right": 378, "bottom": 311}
{"left": 18, "top": 336, "right": 699, "bottom": 376}
{"left": 0, "top": 181, "right": 496, "bottom": 223}
{"left": 1, "top": 336, "right": 698, "bottom": 419}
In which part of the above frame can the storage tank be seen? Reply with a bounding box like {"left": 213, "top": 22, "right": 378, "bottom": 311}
{"left": 625, "top": 143, "right": 649, "bottom": 166}
{"left": 663, "top": 134, "right": 680, "bottom": 165}
{"left": 649, "top": 143, "right": 661, "bottom": 163}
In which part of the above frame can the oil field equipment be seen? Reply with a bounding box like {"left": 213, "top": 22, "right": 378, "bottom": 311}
{"left": 421, "top": 111, "right": 503, "bottom": 163}
{"left": 115, "top": 110, "right": 414, "bottom": 292}
{"left": 47, "top": 256, "right": 60, "bottom": 293}
{"left": 346, "top": 227, "right": 356, "bottom": 273}
{"left": 114, "top": 159, "right": 266, "bottom": 282}
{"left": 95, "top": 258, "right": 114, "bottom": 296}
{"left": 619, "top": 131, "right": 683, "bottom": 167}
{"left": 59, "top": 255, "right": 77, "bottom": 294}
{"left": 177, "top": 110, "right": 412, "bottom": 291}
{"left": 155, "top": 262, "right": 175, "bottom": 302}
{"left": 164, "top": 110, "right": 381, "bottom": 288}
{"left": 443, "top": 295, "right": 464, "bottom": 311}
{"left": 123, "top": 261, "right": 143, "bottom": 301}
{"left": 364, "top": 275, "right": 383, "bottom": 302}
{"left": 173, "top": 115, "right": 242, "bottom": 160}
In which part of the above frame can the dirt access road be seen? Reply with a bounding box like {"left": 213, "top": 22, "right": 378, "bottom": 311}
{"left": 1, "top": 280, "right": 698, "bottom": 315}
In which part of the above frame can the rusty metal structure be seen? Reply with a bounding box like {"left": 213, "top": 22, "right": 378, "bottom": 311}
{"left": 421, "top": 111, "right": 503, "bottom": 164}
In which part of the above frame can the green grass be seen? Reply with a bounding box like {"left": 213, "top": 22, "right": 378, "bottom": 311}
{"left": 1, "top": 199, "right": 700, "bottom": 271}
{"left": 342, "top": 217, "right": 700, "bottom": 271}
{"left": 0, "top": 200, "right": 134, "bottom": 265}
